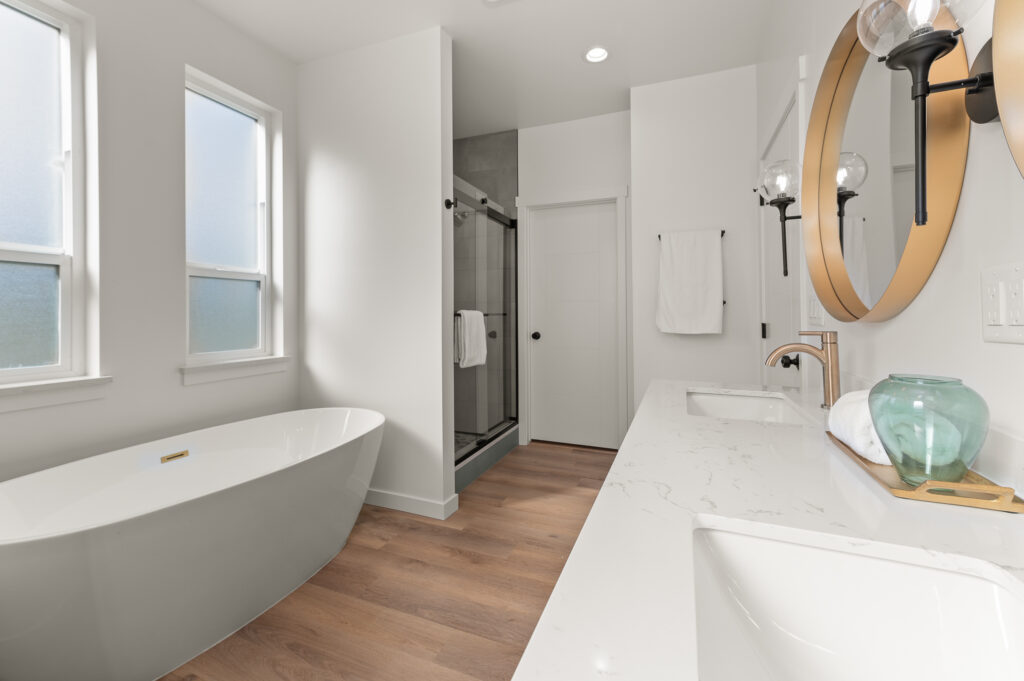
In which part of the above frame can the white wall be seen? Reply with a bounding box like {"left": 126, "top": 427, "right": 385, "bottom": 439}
{"left": 756, "top": 57, "right": 802, "bottom": 162}
{"left": 518, "top": 111, "right": 631, "bottom": 202}
{"left": 0, "top": 0, "right": 299, "bottom": 482}
{"left": 299, "top": 28, "right": 456, "bottom": 519}
{"left": 631, "top": 66, "right": 762, "bottom": 400}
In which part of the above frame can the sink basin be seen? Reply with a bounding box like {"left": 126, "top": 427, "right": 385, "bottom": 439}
{"left": 685, "top": 389, "right": 807, "bottom": 425}
{"left": 693, "top": 520, "right": 1024, "bottom": 681}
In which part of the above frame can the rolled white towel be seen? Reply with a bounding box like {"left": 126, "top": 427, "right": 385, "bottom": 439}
{"left": 828, "top": 390, "right": 891, "bottom": 466}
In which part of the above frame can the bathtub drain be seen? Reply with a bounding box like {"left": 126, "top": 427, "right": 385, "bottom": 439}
{"left": 160, "top": 450, "right": 189, "bottom": 464}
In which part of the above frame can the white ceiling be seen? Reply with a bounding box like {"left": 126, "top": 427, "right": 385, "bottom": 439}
{"left": 193, "top": 0, "right": 780, "bottom": 138}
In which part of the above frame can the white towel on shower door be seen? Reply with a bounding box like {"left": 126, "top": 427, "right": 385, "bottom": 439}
{"left": 656, "top": 230, "right": 723, "bottom": 334}
{"left": 456, "top": 310, "right": 488, "bottom": 368}
{"left": 844, "top": 213, "right": 872, "bottom": 306}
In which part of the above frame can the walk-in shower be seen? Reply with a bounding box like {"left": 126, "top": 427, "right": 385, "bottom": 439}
{"left": 452, "top": 177, "right": 517, "bottom": 466}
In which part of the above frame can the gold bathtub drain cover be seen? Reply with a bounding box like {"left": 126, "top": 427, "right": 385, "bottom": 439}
{"left": 161, "top": 450, "right": 189, "bottom": 464}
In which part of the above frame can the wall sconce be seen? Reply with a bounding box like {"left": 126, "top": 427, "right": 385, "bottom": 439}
{"left": 758, "top": 160, "right": 802, "bottom": 277}
{"left": 836, "top": 152, "right": 868, "bottom": 253}
{"left": 857, "top": 0, "right": 995, "bottom": 226}
{"left": 760, "top": 154, "right": 869, "bottom": 273}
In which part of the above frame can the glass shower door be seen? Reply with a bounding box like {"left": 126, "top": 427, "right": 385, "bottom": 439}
{"left": 452, "top": 182, "right": 517, "bottom": 464}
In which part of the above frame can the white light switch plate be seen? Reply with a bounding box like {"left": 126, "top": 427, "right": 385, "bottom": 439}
{"left": 808, "top": 294, "right": 825, "bottom": 326}
{"left": 983, "top": 264, "right": 1024, "bottom": 343}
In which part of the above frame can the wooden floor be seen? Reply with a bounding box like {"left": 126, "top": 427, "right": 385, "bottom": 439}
{"left": 161, "top": 441, "right": 615, "bottom": 681}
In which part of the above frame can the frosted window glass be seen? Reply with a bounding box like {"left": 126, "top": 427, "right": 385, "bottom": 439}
{"left": 0, "top": 261, "right": 59, "bottom": 368}
{"left": 189, "top": 276, "right": 260, "bottom": 353}
{"left": 186, "top": 90, "right": 259, "bottom": 270}
{"left": 0, "top": 4, "right": 63, "bottom": 249}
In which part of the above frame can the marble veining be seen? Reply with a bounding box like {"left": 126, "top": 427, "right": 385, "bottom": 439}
{"left": 511, "top": 379, "right": 1024, "bottom": 681}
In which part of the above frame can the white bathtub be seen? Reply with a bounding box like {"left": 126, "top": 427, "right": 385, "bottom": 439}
{"left": 0, "top": 407, "right": 384, "bottom": 681}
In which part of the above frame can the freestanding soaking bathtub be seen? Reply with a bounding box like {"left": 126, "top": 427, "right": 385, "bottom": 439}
{"left": 0, "top": 407, "right": 385, "bottom": 681}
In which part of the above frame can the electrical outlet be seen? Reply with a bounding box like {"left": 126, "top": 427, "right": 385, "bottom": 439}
{"left": 982, "top": 274, "right": 1004, "bottom": 326}
{"left": 983, "top": 264, "right": 1024, "bottom": 343}
{"left": 1008, "top": 278, "right": 1024, "bottom": 326}
{"left": 808, "top": 295, "right": 825, "bottom": 326}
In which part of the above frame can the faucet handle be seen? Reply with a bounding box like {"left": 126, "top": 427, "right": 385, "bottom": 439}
{"left": 799, "top": 330, "right": 838, "bottom": 344}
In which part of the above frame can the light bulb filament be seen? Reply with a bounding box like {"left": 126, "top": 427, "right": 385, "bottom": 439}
{"left": 907, "top": 0, "right": 939, "bottom": 32}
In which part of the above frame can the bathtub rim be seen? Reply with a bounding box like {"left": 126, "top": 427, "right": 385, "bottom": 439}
{"left": 0, "top": 406, "right": 385, "bottom": 547}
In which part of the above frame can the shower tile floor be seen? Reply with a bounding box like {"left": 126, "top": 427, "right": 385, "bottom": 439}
{"left": 160, "top": 441, "right": 616, "bottom": 681}
{"left": 454, "top": 430, "right": 479, "bottom": 452}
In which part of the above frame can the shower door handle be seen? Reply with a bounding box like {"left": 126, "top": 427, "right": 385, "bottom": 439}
{"left": 531, "top": 332, "right": 541, "bottom": 340}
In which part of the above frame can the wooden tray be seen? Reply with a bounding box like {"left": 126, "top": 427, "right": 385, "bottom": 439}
{"left": 827, "top": 431, "right": 1024, "bottom": 514}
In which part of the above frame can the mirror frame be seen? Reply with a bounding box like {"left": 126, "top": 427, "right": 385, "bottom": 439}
{"left": 803, "top": 11, "right": 970, "bottom": 323}
{"left": 995, "top": 0, "right": 1024, "bottom": 180}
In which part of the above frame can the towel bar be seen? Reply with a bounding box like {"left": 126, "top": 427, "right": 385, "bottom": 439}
{"left": 657, "top": 230, "right": 725, "bottom": 241}
{"left": 656, "top": 231, "right": 727, "bottom": 306}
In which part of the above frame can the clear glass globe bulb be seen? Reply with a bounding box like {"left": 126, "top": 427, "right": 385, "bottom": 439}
{"left": 859, "top": 0, "right": 984, "bottom": 57}
{"left": 837, "top": 152, "right": 869, "bottom": 191}
{"left": 858, "top": 0, "right": 913, "bottom": 57}
{"left": 759, "top": 160, "right": 800, "bottom": 201}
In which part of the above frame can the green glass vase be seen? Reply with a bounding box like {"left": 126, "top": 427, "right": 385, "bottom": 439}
{"left": 868, "top": 375, "right": 989, "bottom": 486}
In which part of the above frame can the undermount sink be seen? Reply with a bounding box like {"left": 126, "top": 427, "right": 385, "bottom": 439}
{"left": 685, "top": 389, "right": 807, "bottom": 425}
{"left": 693, "top": 519, "right": 1024, "bottom": 681}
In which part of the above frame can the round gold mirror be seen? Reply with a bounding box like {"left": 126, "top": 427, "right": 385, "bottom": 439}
{"left": 995, "top": 0, "right": 1024, "bottom": 180}
{"left": 803, "top": 10, "right": 970, "bottom": 323}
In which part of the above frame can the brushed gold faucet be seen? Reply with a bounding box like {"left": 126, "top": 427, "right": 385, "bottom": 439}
{"left": 765, "top": 331, "right": 840, "bottom": 408}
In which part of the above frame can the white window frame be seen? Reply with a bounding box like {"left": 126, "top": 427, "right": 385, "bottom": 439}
{"left": 0, "top": 0, "right": 85, "bottom": 385}
{"left": 184, "top": 74, "right": 272, "bottom": 366}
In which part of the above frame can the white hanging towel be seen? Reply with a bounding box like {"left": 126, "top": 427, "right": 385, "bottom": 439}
{"left": 456, "top": 310, "right": 488, "bottom": 368}
{"left": 844, "top": 214, "right": 872, "bottom": 305}
{"left": 656, "top": 230, "right": 723, "bottom": 334}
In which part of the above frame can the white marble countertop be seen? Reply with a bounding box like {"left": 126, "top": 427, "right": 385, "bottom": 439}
{"left": 511, "top": 379, "right": 1024, "bottom": 681}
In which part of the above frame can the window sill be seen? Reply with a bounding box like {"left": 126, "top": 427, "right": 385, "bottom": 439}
{"left": 0, "top": 375, "right": 113, "bottom": 415}
{"left": 180, "top": 355, "right": 291, "bottom": 386}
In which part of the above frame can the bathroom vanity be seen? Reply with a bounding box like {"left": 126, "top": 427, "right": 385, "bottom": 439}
{"left": 511, "top": 380, "right": 1024, "bottom": 680}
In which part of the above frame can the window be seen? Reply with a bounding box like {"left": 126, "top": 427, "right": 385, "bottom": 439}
{"left": 185, "top": 79, "right": 270, "bottom": 362}
{"left": 0, "top": 0, "right": 83, "bottom": 384}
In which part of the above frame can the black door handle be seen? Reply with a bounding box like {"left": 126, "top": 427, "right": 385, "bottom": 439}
{"left": 488, "top": 331, "right": 497, "bottom": 339}
{"left": 531, "top": 332, "right": 541, "bottom": 340}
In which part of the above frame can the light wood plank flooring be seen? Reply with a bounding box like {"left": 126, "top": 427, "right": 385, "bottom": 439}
{"left": 160, "top": 441, "right": 615, "bottom": 681}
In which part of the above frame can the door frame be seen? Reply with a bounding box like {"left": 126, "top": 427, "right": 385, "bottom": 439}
{"left": 758, "top": 90, "right": 800, "bottom": 388}
{"left": 516, "top": 185, "right": 630, "bottom": 448}
{"left": 758, "top": 57, "right": 815, "bottom": 393}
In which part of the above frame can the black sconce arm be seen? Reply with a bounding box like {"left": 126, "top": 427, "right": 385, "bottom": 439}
{"left": 929, "top": 72, "right": 994, "bottom": 95}
{"left": 882, "top": 27, "right": 994, "bottom": 227}
{"left": 836, "top": 189, "right": 858, "bottom": 254}
{"left": 768, "top": 196, "right": 800, "bottom": 277}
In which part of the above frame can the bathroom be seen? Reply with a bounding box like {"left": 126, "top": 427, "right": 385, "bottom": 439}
{"left": 1, "top": 0, "right": 1023, "bottom": 679}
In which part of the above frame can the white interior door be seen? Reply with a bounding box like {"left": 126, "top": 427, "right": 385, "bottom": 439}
{"left": 528, "top": 200, "right": 620, "bottom": 449}
{"left": 760, "top": 98, "right": 803, "bottom": 388}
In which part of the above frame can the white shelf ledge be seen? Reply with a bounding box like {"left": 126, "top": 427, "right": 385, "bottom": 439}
{"left": 0, "top": 375, "right": 113, "bottom": 414}
{"left": 180, "top": 356, "right": 291, "bottom": 386}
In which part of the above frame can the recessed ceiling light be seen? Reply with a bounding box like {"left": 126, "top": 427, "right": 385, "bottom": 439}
{"left": 585, "top": 46, "right": 609, "bottom": 63}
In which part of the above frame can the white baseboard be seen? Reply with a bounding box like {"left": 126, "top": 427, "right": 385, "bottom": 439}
{"left": 365, "top": 488, "right": 459, "bottom": 520}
